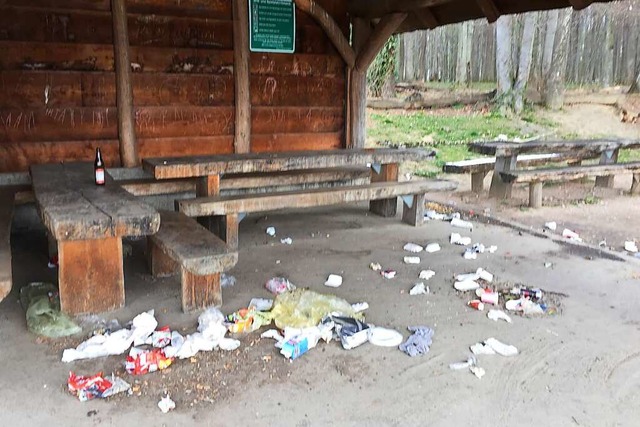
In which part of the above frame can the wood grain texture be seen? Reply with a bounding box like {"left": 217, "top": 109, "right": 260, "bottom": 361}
{"left": 181, "top": 269, "right": 221, "bottom": 312}
{"left": 529, "top": 181, "right": 543, "bottom": 208}
{"left": 233, "top": 0, "right": 250, "bottom": 154}
{"left": 500, "top": 162, "right": 640, "bottom": 184}
{"left": 250, "top": 75, "right": 345, "bottom": 107}
{"left": 31, "top": 162, "right": 159, "bottom": 240}
{"left": 370, "top": 163, "right": 399, "bottom": 217}
{"left": 470, "top": 139, "right": 640, "bottom": 157}
{"left": 632, "top": 173, "right": 640, "bottom": 195}
{"left": 251, "top": 107, "right": 344, "bottom": 134}
{"left": 251, "top": 132, "right": 342, "bottom": 152}
{"left": 145, "top": 148, "right": 435, "bottom": 179}
{"left": 594, "top": 148, "right": 619, "bottom": 188}
{"left": 58, "top": 237, "right": 125, "bottom": 315}
{"left": 177, "top": 180, "right": 458, "bottom": 217}
{"left": 148, "top": 238, "right": 180, "bottom": 277}
{"left": 401, "top": 193, "right": 426, "bottom": 226}
{"left": 489, "top": 155, "right": 516, "bottom": 199}
{"left": 149, "top": 211, "right": 237, "bottom": 275}
{"left": 0, "top": 189, "right": 13, "bottom": 302}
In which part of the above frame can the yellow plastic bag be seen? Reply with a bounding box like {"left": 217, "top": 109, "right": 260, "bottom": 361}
{"left": 270, "top": 289, "right": 361, "bottom": 329}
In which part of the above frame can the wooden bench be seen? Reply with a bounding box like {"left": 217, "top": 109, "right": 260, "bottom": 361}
{"left": 500, "top": 162, "right": 640, "bottom": 207}
{"left": 177, "top": 180, "right": 457, "bottom": 249}
{"left": 30, "top": 162, "right": 160, "bottom": 315}
{"left": 442, "top": 153, "right": 597, "bottom": 193}
{"left": 148, "top": 211, "right": 238, "bottom": 312}
{"left": 0, "top": 189, "right": 14, "bottom": 303}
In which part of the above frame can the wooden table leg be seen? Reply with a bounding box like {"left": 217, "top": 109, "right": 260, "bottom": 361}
{"left": 489, "top": 155, "right": 517, "bottom": 199}
{"left": 595, "top": 149, "right": 619, "bottom": 188}
{"left": 402, "top": 194, "right": 426, "bottom": 226}
{"left": 631, "top": 173, "right": 639, "bottom": 195}
{"left": 181, "top": 269, "right": 221, "bottom": 312}
{"left": 58, "top": 237, "right": 124, "bottom": 315}
{"left": 196, "top": 174, "right": 221, "bottom": 233}
{"left": 370, "top": 163, "right": 398, "bottom": 217}
{"left": 219, "top": 213, "right": 239, "bottom": 250}
{"left": 471, "top": 171, "right": 488, "bottom": 193}
{"left": 529, "top": 182, "right": 543, "bottom": 208}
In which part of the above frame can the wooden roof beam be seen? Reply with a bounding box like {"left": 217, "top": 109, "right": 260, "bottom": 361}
{"left": 348, "top": 0, "right": 448, "bottom": 19}
{"left": 475, "top": 0, "right": 500, "bottom": 23}
{"left": 355, "top": 13, "right": 408, "bottom": 71}
{"left": 295, "top": 0, "right": 355, "bottom": 68}
{"left": 415, "top": 8, "right": 439, "bottom": 29}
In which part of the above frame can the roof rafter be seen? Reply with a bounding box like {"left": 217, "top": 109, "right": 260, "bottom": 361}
{"left": 475, "top": 0, "right": 500, "bottom": 23}
{"left": 348, "top": 0, "right": 448, "bottom": 19}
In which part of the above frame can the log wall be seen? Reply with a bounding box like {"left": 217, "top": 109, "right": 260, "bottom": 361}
{"left": 0, "top": 0, "right": 348, "bottom": 171}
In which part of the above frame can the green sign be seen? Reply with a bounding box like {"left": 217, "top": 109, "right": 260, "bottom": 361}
{"left": 249, "top": 0, "right": 296, "bottom": 53}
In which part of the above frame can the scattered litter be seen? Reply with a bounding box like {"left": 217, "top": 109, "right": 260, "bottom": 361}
{"left": 369, "top": 262, "right": 382, "bottom": 271}
{"left": 483, "top": 337, "right": 518, "bottom": 356}
{"left": 454, "top": 280, "right": 480, "bottom": 291}
{"left": 280, "top": 237, "right": 293, "bottom": 245}
{"left": 456, "top": 268, "right": 493, "bottom": 283}
{"left": 20, "top": 282, "right": 81, "bottom": 338}
{"left": 125, "top": 347, "right": 173, "bottom": 375}
{"left": 265, "top": 226, "right": 276, "bottom": 237}
{"left": 381, "top": 269, "right": 397, "bottom": 279}
{"left": 324, "top": 274, "right": 343, "bottom": 288}
{"left": 506, "top": 298, "right": 544, "bottom": 315}
{"left": 545, "top": 221, "right": 557, "bottom": 231}
{"left": 404, "top": 256, "right": 421, "bottom": 264}
{"left": 476, "top": 288, "right": 499, "bottom": 305}
{"left": 487, "top": 245, "right": 498, "bottom": 253}
{"left": 399, "top": 326, "right": 434, "bottom": 357}
{"left": 463, "top": 251, "right": 477, "bottom": 260}
{"left": 270, "top": 288, "right": 360, "bottom": 329}
{"left": 599, "top": 240, "right": 607, "bottom": 247}
{"left": 225, "top": 308, "right": 260, "bottom": 334}
{"left": 409, "top": 282, "right": 429, "bottom": 295}
{"left": 562, "top": 228, "right": 582, "bottom": 242}
{"left": 470, "top": 342, "right": 495, "bottom": 355}
{"left": 450, "top": 233, "right": 471, "bottom": 246}
{"left": 158, "top": 394, "right": 176, "bottom": 413}
{"left": 470, "top": 366, "right": 486, "bottom": 379}
{"left": 68, "top": 372, "right": 131, "bottom": 402}
{"left": 261, "top": 329, "right": 284, "bottom": 342}
{"left": 249, "top": 298, "right": 273, "bottom": 311}
{"left": 487, "top": 310, "right": 512, "bottom": 323}
{"left": 351, "top": 302, "right": 369, "bottom": 313}
{"left": 62, "top": 310, "right": 157, "bottom": 363}
{"left": 333, "top": 316, "right": 370, "bottom": 350}
{"left": 544, "top": 262, "right": 553, "bottom": 268}
{"left": 221, "top": 273, "right": 236, "bottom": 288}
{"left": 425, "top": 243, "right": 441, "bottom": 253}
{"left": 467, "top": 300, "right": 484, "bottom": 311}
{"left": 510, "top": 286, "right": 542, "bottom": 301}
{"left": 265, "top": 277, "right": 295, "bottom": 295}
{"left": 451, "top": 217, "right": 473, "bottom": 230}
{"left": 419, "top": 270, "right": 436, "bottom": 280}
{"left": 403, "top": 243, "right": 423, "bottom": 253}
{"left": 280, "top": 335, "right": 311, "bottom": 360}
{"left": 624, "top": 241, "right": 638, "bottom": 253}
{"left": 449, "top": 355, "right": 476, "bottom": 370}
{"left": 368, "top": 327, "right": 404, "bottom": 347}
{"left": 425, "top": 210, "right": 447, "bottom": 221}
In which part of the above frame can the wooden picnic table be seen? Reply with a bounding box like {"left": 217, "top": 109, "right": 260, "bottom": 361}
{"left": 30, "top": 162, "right": 160, "bottom": 315}
{"left": 469, "top": 139, "right": 640, "bottom": 198}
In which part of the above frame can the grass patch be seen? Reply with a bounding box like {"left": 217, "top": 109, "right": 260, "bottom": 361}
{"left": 619, "top": 149, "right": 640, "bottom": 163}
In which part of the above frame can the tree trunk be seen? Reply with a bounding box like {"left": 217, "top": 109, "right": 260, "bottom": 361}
{"left": 541, "top": 9, "right": 559, "bottom": 95}
{"left": 456, "top": 21, "right": 472, "bottom": 85}
{"left": 601, "top": 12, "right": 614, "bottom": 87}
{"left": 496, "top": 15, "right": 514, "bottom": 110}
{"left": 544, "top": 9, "right": 572, "bottom": 110}
{"left": 631, "top": 65, "right": 640, "bottom": 93}
{"left": 514, "top": 12, "right": 537, "bottom": 114}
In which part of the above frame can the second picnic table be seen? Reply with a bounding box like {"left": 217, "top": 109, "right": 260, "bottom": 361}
{"left": 469, "top": 139, "right": 640, "bottom": 199}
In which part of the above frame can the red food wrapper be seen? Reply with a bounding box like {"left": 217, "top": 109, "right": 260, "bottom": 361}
{"left": 125, "top": 348, "right": 173, "bottom": 375}
{"left": 68, "top": 371, "right": 112, "bottom": 402}
{"left": 151, "top": 326, "right": 172, "bottom": 348}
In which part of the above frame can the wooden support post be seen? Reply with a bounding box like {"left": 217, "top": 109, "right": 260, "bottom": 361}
{"left": 631, "top": 173, "right": 639, "bottom": 195}
{"left": 111, "top": 0, "right": 138, "bottom": 167}
{"left": 58, "top": 237, "right": 124, "bottom": 315}
{"left": 219, "top": 213, "right": 239, "bottom": 250}
{"left": 489, "top": 155, "right": 517, "bottom": 198}
{"left": 370, "top": 163, "right": 399, "bottom": 217}
{"left": 471, "top": 171, "right": 487, "bottom": 193}
{"left": 47, "top": 232, "right": 57, "bottom": 259}
{"left": 196, "top": 175, "right": 221, "bottom": 232}
{"left": 348, "top": 18, "right": 371, "bottom": 149}
{"left": 595, "top": 149, "right": 619, "bottom": 188}
{"left": 475, "top": 0, "right": 500, "bottom": 22}
{"left": 529, "top": 182, "right": 543, "bottom": 208}
{"left": 147, "top": 238, "right": 179, "bottom": 277}
{"left": 181, "top": 269, "right": 221, "bottom": 312}
{"left": 402, "top": 194, "right": 426, "bottom": 226}
{"left": 232, "top": 0, "right": 251, "bottom": 154}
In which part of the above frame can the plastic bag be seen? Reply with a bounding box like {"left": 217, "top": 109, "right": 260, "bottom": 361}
{"left": 270, "top": 289, "right": 360, "bottom": 329}
{"left": 20, "top": 282, "right": 81, "bottom": 338}
{"left": 125, "top": 348, "right": 173, "bottom": 375}
{"left": 68, "top": 372, "right": 130, "bottom": 402}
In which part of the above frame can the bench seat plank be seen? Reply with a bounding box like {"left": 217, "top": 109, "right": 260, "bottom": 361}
{"left": 443, "top": 154, "right": 562, "bottom": 174}
{"left": 178, "top": 180, "right": 457, "bottom": 217}
{"left": 150, "top": 211, "right": 238, "bottom": 275}
{"left": 144, "top": 148, "right": 434, "bottom": 179}
{"left": 500, "top": 162, "right": 640, "bottom": 184}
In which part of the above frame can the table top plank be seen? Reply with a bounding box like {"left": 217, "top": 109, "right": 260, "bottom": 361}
{"left": 469, "top": 139, "right": 640, "bottom": 157}
{"left": 31, "top": 163, "right": 159, "bottom": 241}
{"left": 143, "top": 148, "right": 435, "bottom": 179}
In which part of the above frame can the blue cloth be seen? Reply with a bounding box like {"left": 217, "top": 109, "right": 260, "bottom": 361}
{"left": 399, "top": 326, "right": 434, "bottom": 357}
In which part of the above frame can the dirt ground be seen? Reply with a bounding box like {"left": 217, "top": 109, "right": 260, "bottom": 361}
{"left": 2, "top": 202, "right": 640, "bottom": 426}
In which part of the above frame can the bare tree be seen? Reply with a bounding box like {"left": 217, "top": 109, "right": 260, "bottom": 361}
{"left": 456, "top": 21, "right": 473, "bottom": 85}
{"left": 495, "top": 15, "right": 514, "bottom": 110}
{"left": 601, "top": 12, "right": 614, "bottom": 86}
{"left": 544, "top": 9, "right": 572, "bottom": 109}
{"left": 631, "top": 64, "right": 640, "bottom": 93}
{"left": 514, "top": 12, "right": 538, "bottom": 113}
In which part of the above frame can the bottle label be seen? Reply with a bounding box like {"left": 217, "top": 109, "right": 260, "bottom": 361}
{"left": 95, "top": 169, "right": 105, "bottom": 184}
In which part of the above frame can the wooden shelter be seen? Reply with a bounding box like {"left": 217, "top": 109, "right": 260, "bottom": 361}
{"left": 0, "top": 0, "right": 613, "bottom": 173}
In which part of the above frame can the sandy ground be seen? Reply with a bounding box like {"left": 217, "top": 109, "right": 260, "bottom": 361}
{"left": 2, "top": 203, "right": 640, "bottom": 426}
